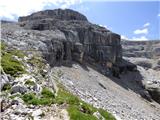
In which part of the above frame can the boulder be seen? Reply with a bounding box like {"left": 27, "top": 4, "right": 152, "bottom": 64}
{"left": 93, "top": 111, "right": 105, "bottom": 120}
{"left": 153, "top": 47, "right": 160, "bottom": 56}
{"left": 32, "top": 109, "right": 43, "bottom": 119}
{"left": 0, "top": 69, "right": 9, "bottom": 90}
{"left": 146, "top": 85, "right": 160, "bottom": 104}
{"left": 153, "top": 65, "right": 160, "bottom": 71}
{"left": 11, "top": 85, "right": 27, "bottom": 94}
{"left": 135, "top": 61, "right": 152, "bottom": 69}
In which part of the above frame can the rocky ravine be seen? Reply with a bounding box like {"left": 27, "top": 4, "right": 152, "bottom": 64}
{"left": 1, "top": 9, "right": 160, "bottom": 120}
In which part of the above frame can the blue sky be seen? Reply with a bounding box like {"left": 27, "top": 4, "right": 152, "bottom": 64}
{"left": 0, "top": 0, "right": 159, "bottom": 40}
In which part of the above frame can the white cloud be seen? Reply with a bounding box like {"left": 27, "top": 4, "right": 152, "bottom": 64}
{"left": 99, "top": 24, "right": 107, "bottom": 28}
{"left": 143, "top": 22, "right": 150, "bottom": 27}
{"left": 0, "top": 0, "right": 81, "bottom": 20}
{"left": 158, "top": 13, "right": 160, "bottom": 17}
{"left": 121, "top": 35, "right": 148, "bottom": 41}
{"left": 134, "top": 28, "right": 148, "bottom": 35}
{"left": 121, "top": 35, "right": 129, "bottom": 40}
{"left": 132, "top": 22, "right": 150, "bottom": 40}
{"left": 99, "top": 24, "right": 113, "bottom": 31}
{"left": 131, "top": 36, "right": 148, "bottom": 41}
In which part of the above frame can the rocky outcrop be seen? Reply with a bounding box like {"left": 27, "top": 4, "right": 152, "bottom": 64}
{"left": 145, "top": 85, "right": 160, "bottom": 104}
{"left": 18, "top": 9, "right": 122, "bottom": 67}
{"left": 0, "top": 68, "right": 10, "bottom": 90}
{"left": 122, "top": 40, "right": 160, "bottom": 59}
{"left": 18, "top": 9, "right": 88, "bottom": 22}
{"left": 122, "top": 40, "right": 160, "bottom": 71}
{"left": 2, "top": 9, "right": 135, "bottom": 77}
{"left": 122, "top": 40, "right": 160, "bottom": 104}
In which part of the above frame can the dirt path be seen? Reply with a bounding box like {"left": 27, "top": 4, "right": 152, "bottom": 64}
{"left": 52, "top": 63, "right": 160, "bottom": 120}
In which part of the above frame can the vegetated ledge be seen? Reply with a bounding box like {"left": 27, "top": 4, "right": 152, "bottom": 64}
{"left": 1, "top": 42, "right": 26, "bottom": 77}
{"left": 21, "top": 84, "right": 116, "bottom": 120}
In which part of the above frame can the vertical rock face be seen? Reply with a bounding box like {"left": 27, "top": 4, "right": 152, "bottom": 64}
{"left": 18, "top": 9, "right": 123, "bottom": 69}
{"left": 2, "top": 9, "right": 135, "bottom": 74}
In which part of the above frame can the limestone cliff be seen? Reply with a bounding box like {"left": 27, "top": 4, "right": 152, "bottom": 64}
{"left": 2, "top": 9, "right": 135, "bottom": 75}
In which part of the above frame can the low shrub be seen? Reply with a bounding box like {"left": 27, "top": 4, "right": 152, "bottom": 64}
{"left": 22, "top": 87, "right": 55, "bottom": 105}
{"left": 68, "top": 105, "right": 97, "bottom": 120}
{"left": 25, "top": 80, "right": 36, "bottom": 86}
{"left": 1, "top": 42, "right": 25, "bottom": 77}
{"left": 55, "top": 88, "right": 79, "bottom": 105}
{"left": 41, "top": 87, "right": 55, "bottom": 98}
{"left": 2, "top": 83, "right": 11, "bottom": 91}
{"left": 98, "top": 108, "right": 116, "bottom": 120}
{"left": 1, "top": 53, "right": 25, "bottom": 77}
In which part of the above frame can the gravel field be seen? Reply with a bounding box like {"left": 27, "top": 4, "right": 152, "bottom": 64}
{"left": 53, "top": 63, "right": 160, "bottom": 120}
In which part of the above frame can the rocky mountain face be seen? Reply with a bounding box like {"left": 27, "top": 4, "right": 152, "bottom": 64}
{"left": 1, "top": 9, "right": 160, "bottom": 120}
{"left": 122, "top": 40, "right": 160, "bottom": 104}
{"left": 0, "top": 9, "right": 127, "bottom": 120}
{"left": 2, "top": 9, "right": 135, "bottom": 74}
{"left": 1, "top": 43, "right": 117, "bottom": 120}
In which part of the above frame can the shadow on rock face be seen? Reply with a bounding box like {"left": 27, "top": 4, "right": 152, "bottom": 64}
{"left": 145, "top": 85, "right": 160, "bottom": 104}
{"left": 77, "top": 59, "right": 154, "bottom": 103}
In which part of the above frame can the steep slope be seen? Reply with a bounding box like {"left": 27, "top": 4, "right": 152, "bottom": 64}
{"left": 0, "top": 42, "right": 116, "bottom": 120}
{"left": 52, "top": 63, "right": 160, "bottom": 120}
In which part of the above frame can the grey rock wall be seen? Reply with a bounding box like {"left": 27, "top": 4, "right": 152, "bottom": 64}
{"left": 18, "top": 9, "right": 123, "bottom": 68}
{"left": 2, "top": 9, "right": 135, "bottom": 75}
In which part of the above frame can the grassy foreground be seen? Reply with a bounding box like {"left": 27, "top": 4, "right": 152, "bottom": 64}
{"left": 21, "top": 86, "right": 116, "bottom": 120}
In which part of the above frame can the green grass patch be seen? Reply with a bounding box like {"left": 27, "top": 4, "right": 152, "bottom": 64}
{"left": 0, "top": 42, "right": 6, "bottom": 51}
{"left": 25, "top": 80, "right": 36, "bottom": 86}
{"left": 22, "top": 93, "right": 53, "bottom": 105}
{"left": 98, "top": 108, "right": 116, "bottom": 120}
{"left": 55, "top": 86, "right": 116, "bottom": 120}
{"left": 1, "top": 42, "right": 26, "bottom": 77}
{"left": 8, "top": 50, "right": 25, "bottom": 58}
{"left": 22, "top": 87, "right": 55, "bottom": 105}
{"left": 79, "top": 102, "right": 97, "bottom": 115}
{"left": 21, "top": 79, "right": 115, "bottom": 119}
{"left": 55, "top": 88, "right": 80, "bottom": 105}
{"left": 1, "top": 53, "right": 25, "bottom": 77}
{"left": 21, "top": 86, "right": 116, "bottom": 120}
{"left": 41, "top": 87, "right": 55, "bottom": 98}
{"left": 9, "top": 93, "right": 21, "bottom": 99}
{"left": 2, "top": 83, "right": 11, "bottom": 91}
{"left": 68, "top": 105, "right": 97, "bottom": 120}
